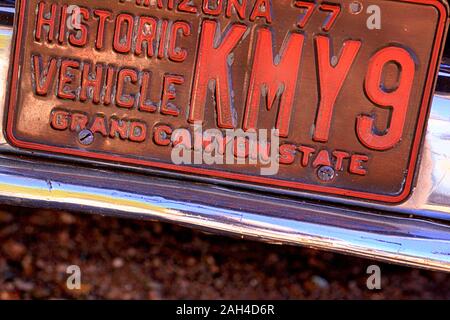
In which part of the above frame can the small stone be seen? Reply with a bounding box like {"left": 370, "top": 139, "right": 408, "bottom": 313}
{"left": 21, "top": 255, "right": 34, "bottom": 277}
{"left": 0, "top": 210, "right": 13, "bottom": 223}
{"left": 35, "top": 259, "right": 47, "bottom": 269}
{"left": 2, "top": 241, "right": 26, "bottom": 261}
{"left": 266, "top": 253, "right": 279, "bottom": 264}
{"left": 205, "top": 255, "right": 216, "bottom": 265}
{"left": 147, "top": 281, "right": 162, "bottom": 300}
{"left": 112, "top": 257, "right": 125, "bottom": 269}
{"left": 29, "top": 210, "right": 57, "bottom": 226}
{"left": 56, "top": 263, "right": 68, "bottom": 274}
{"left": 0, "top": 291, "right": 20, "bottom": 300}
{"left": 59, "top": 212, "right": 76, "bottom": 225}
{"left": 186, "top": 257, "right": 196, "bottom": 267}
{"left": 126, "top": 248, "right": 137, "bottom": 257}
{"left": 152, "top": 258, "right": 161, "bottom": 267}
{"left": 213, "top": 278, "right": 225, "bottom": 289}
{"left": 311, "top": 275, "right": 330, "bottom": 289}
{"left": 250, "top": 279, "right": 259, "bottom": 287}
{"left": 210, "top": 265, "right": 220, "bottom": 274}
{"left": 14, "top": 279, "right": 34, "bottom": 292}
{"left": 152, "top": 223, "right": 163, "bottom": 234}
{"left": 31, "top": 287, "right": 51, "bottom": 299}
{"left": 57, "top": 231, "right": 70, "bottom": 245}
{"left": 148, "top": 290, "right": 162, "bottom": 300}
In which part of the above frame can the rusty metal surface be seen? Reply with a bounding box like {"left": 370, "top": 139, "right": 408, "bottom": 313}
{"left": 3, "top": 0, "right": 449, "bottom": 203}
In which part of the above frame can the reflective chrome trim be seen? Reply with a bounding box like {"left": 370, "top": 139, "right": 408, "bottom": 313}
{"left": 0, "top": 6, "right": 449, "bottom": 271}
{"left": 0, "top": 155, "right": 449, "bottom": 272}
{"left": 0, "top": 7, "right": 13, "bottom": 13}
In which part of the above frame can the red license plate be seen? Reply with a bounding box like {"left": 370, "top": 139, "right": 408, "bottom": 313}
{"left": 5, "top": 0, "right": 448, "bottom": 203}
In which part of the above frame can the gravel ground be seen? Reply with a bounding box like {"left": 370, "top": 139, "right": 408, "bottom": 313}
{"left": 0, "top": 205, "right": 449, "bottom": 300}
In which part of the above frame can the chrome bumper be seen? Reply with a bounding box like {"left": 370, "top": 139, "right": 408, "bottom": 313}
{"left": 0, "top": 7, "right": 449, "bottom": 271}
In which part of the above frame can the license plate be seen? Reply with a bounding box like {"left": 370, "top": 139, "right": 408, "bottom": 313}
{"left": 5, "top": 0, "right": 448, "bottom": 203}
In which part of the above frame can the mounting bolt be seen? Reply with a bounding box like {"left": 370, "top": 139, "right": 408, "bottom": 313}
{"left": 78, "top": 129, "right": 94, "bottom": 145}
{"left": 317, "top": 166, "right": 335, "bottom": 182}
{"left": 349, "top": 1, "right": 363, "bottom": 14}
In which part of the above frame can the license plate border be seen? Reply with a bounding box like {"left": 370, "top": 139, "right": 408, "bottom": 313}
{"left": 4, "top": 0, "right": 449, "bottom": 204}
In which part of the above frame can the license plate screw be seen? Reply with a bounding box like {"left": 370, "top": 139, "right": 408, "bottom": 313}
{"left": 78, "top": 129, "right": 94, "bottom": 145}
{"left": 349, "top": 1, "right": 363, "bottom": 14}
{"left": 317, "top": 166, "right": 335, "bottom": 182}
